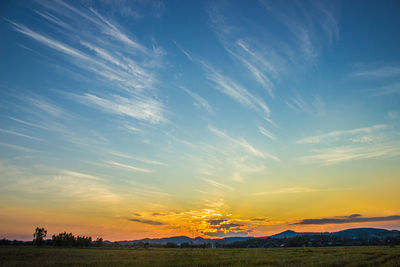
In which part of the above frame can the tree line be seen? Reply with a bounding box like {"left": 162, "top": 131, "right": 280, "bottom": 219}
{"left": 30, "top": 227, "right": 103, "bottom": 247}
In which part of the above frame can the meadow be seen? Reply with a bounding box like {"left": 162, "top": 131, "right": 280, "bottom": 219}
{"left": 1, "top": 246, "right": 400, "bottom": 266}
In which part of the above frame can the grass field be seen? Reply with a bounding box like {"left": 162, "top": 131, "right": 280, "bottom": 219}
{"left": 1, "top": 246, "right": 400, "bottom": 266}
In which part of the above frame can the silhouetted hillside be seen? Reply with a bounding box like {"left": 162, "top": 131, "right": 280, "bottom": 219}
{"left": 113, "top": 227, "right": 400, "bottom": 247}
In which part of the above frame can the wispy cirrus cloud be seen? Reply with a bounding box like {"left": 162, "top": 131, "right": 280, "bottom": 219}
{"left": 209, "top": 126, "right": 279, "bottom": 161}
{"left": 0, "top": 163, "right": 119, "bottom": 202}
{"left": 254, "top": 187, "right": 316, "bottom": 196}
{"left": 175, "top": 43, "right": 271, "bottom": 119}
{"left": 258, "top": 126, "right": 276, "bottom": 141}
{"left": 371, "top": 82, "right": 400, "bottom": 96}
{"left": 107, "top": 161, "right": 152, "bottom": 173}
{"left": 181, "top": 86, "right": 213, "bottom": 113}
{"left": 297, "top": 124, "right": 387, "bottom": 144}
{"left": 292, "top": 214, "right": 400, "bottom": 225}
{"left": 59, "top": 170, "right": 105, "bottom": 181}
{"left": 0, "top": 142, "right": 38, "bottom": 153}
{"left": 9, "top": 0, "right": 166, "bottom": 126}
{"left": 299, "top": 145, "right": 399, "bottom": 165}
{"left": 286, "top": 96, "right": 312, "bottom": 113}
{"left": 350, "top": 66, "right": 400, "bottom": 79}
{"left": 224, "top": 39, "right": 277, "bottom": 98}
{"left": 25, "top": 94, "right": 69, "bottom": 118}
{"left": 123, "top": 180, "right": 171, "bottom": 198}
{"left": 71, "top": 93, "right": 166, "bottom": 124}
{"left": 297, "top": 123, "right": 400, "bottom": 165}
{"left": 202, "top": 63, "right": 270, "bottom": 117}
{"left": 34, "top": 9, "right": 73, "bottom": 31}
{"left": 285, "top": 95, "right": 326, "bottom": 115}
{"left": 0, "top": 128, "right": 42, "bottom": 141}
{"left": 207, "top": 6, "right": 278, "bottom": 97}
{"left": 108, "top": 150, "right": 166, "bottom": 166}
{"left": 259, "top": 0, "right": 339, "bottom": 63}
{"left": 207, "top": 0, "right": 339, "bottom": 103}
{"left": 350, "top": 64, "right": 400, "bottom": 96}
{"left": 7, "top": 117, "right": 48, "bottom": 130}
{"left": 203, "top": 178, "right": 233, "bottom": 191}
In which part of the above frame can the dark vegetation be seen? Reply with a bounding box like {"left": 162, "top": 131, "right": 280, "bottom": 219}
{"left": 1, "top": 246, "right": 400, "bottom": 266}
{"left": 224, "top": 234, "right": 400, "bottom": 248}
{"left": 0, "top": 227, "right": 399, "bottom": 249}
{"left": 1, "top": 227, "right": 400, "bottom": 266}
{"left": 0, "top": 227, "right": 104, "bottom": 248}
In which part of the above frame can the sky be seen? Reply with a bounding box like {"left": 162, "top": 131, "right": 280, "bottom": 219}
{"left": 0, "top": 0, "right": 400, "bottom": 241}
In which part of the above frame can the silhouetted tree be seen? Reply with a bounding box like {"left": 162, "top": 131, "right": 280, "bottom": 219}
{"left": 95, "top": 237, "right": 103, "bottom": 247}
{"left": 52, "top": 232, "right": 75, "bottom": 247}
{"left": 33, "top": 227, "right": 47, "bottom": 246}
{"left": 76, "top": 235, "right": 92, "bottom": 247}
{"left": 0, "top": 238, "right": 11, "bottom": 245}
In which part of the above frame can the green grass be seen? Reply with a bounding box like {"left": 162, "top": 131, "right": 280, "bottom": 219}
{"left": 1, "top": 246, "right": 400, "bottom": 266}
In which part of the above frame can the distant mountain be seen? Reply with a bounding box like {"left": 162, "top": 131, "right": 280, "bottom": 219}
{"left": 334, "top": 228, "right": 400, "bottom": 237}
{"left": 270, "top": 228, "right": 400, "bottom": 239}
{"left": 119, "top": 236, "right": 200, "bottom": 245}
{"left": 117, "top": 236, "right": 253, "bottom": 245}
{"left": 115, "top": 228, "right": 400, "bottom": 245}
{"left": 271, "top": 230, "right": 328, "bottom": 239}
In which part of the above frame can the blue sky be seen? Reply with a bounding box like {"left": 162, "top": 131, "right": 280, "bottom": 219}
{"left": 1, "top": 0, "right": 400, "bottom": 240}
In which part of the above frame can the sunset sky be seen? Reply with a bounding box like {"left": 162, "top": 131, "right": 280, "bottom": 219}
{"left": 1, "top": 0, "right": 400, "bottom": 241}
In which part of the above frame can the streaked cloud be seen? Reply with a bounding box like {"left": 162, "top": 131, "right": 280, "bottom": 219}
{"left": 350, "top": 66, "right": 400, "bottom": 79}
{"left": 254, "top": 187, "right": 316, "bottom": 196}
{"left": 350, "top": 64, "right": 400, "bottom": 96}
{"left": 0, "top": 142, "right": 38, "bottom": 153}
{"left": 203, "top": 178, "right": 233, "bottom": 191}
{"left": 297, "top": 124, "right": 387, "bottom": 144}
{"left": 128, "top": 218, "right": 164, "bottom": 225}
{"left": 181, "top": 86, "right": 213, "bottom": 113}
{"left": 123, "top": 180, "right": 171, "bottom": 197}
{"left": 286, "top": 96, "right": 312, "bottom": 113}
{"left": 0, "top": 128, "right": 42, "bottom": 141}
{"left": 7, "top": 117, "right": 48, "bottom": 130}
{"left": 209, "top": 126, "right": 279, "bottom": 161}
{"left": 203, "top": 62, "right": 271, "bottom": 118}
{"left": 175, "top": 43, "right": 271, "bottom": 118}
{"left": 2, "top": 0, "right": 400, "bottom": 240}
{"left": 71, "top": 92, "right": 166, "bottom": 124}
{"left": 207, "top": 6, "right": 279, "bottom": 98}
{"left": 259, "top": 0, "right": 339, "bottom": 63}
{"left": 258, "top": 126, "right": 276, "bottom": 141}
{"left": 372, "top": 82, "right": 400, "bottom": 96}
{"left": 299, "top": 145, "right": 399, "bottom": 165}
{"left": 10, "top": 0, "right": 166, "bottom": 126}
{"left": 108, "top": 150, "right": 166, "bottom": 166}
{"left": 25, "top": 95, "right": 68, "bottom": 118}
{"left": 292, "top": 214, "right": 400, "bottom": 225}
{"left": 108, "top": 161, "right": 152, "bottom": 173}
{"left": 59, "top": 170, "right": 105, "bottom": 181}
{"left": 0, "top": 162, "right": 119, "bottom": 202}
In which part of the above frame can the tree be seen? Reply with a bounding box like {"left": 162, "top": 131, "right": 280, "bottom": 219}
{"left": 95, "top": 237, "right": 103, "bottom": 247}
{"left": 33, "top": 227, "right": 47, "bottom": 246}
{"left": 52, "top": 232, "right": 75, "bottom": 247}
